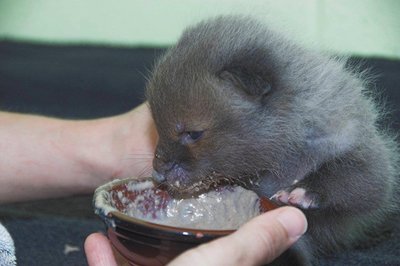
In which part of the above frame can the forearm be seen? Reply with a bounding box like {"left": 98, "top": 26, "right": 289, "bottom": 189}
{"left": 0, "top": 103, "right": 157, "bottom": 203}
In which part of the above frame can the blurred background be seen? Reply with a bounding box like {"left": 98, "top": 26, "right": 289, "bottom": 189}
{"left": 0, "top": 1, "right": 400, "bottom": 265}
{"left": 0, "top": 0, "right": 399, "bottom": 58}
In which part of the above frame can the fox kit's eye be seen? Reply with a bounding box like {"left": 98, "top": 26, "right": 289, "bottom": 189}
{"left": 188, "top": 131, "right": 203, "bottom": 141}
{"left": 181, "top": 131, "right": 204, "bottom": 145}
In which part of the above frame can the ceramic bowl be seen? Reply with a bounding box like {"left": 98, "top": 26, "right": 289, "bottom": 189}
{"left": 93, "top": 177, "right": 277, "bottom": 266}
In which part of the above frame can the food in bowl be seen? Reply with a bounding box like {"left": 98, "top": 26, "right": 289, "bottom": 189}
{"left": 107, "top": 179, "right": 261, "bottom": 230}
{"left": 93, "top": 177, "right": 277, "bottom": 266}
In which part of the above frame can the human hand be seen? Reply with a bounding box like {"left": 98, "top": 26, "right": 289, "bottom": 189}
{"left": 0, "top": 103, "right": 157, "bottom": 203}
{"left": 85, "top": 206, "right": 307, "bottom": 266}
{"left": 100, "top": 102, "right": 158, "bottom": 180}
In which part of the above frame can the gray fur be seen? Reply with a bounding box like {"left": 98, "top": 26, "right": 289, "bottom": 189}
{"left": 146, "top": 16, "right": 399, "bottom": 265}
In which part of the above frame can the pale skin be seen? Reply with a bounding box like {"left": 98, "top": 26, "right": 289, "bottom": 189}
{"left": 0, "top": 103, "right": 156, "bottom": 203}
{"left": 0, "top": 103, "right": 307, "bottom": 265}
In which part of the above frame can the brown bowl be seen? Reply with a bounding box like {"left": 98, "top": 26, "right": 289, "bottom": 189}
{"left": 93, "top": 177, "right": 277, "bottom": 266}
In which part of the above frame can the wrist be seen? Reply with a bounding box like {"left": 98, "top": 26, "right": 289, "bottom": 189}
{"left": 75, "top": 103, "right": 157, "bottom": 190}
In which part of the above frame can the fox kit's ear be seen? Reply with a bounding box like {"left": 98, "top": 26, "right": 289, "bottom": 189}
{"left": 219, "top": 66, "right": 272, "bottom": 97}
{"left": 217, "top": 44, "right": 274, "bottom": 99}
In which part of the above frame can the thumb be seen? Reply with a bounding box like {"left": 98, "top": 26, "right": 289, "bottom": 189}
{"left": 169, "top": 206, "right": 307, "bottom": 266}
{"left": 85, "top": 233, "right": 118, "bottom": 266}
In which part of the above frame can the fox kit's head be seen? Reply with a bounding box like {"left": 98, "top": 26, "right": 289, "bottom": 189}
{"left": 146, "top": 16, "right": 365, "bottom": 196}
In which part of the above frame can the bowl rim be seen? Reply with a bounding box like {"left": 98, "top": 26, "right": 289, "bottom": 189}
{"left": 94, "top": 177, "right": 237, "bottom": 240}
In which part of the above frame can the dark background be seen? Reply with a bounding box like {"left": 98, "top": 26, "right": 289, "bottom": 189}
{"left": 0, "top": 41, "right": 399, "bottom": 265}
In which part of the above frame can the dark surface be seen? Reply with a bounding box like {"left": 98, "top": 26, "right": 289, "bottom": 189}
{"left": 0, "top": 41, "right": 165, "bottom": 119}
{"left": 0, "top": 40, "right": 399, "bottom": 265}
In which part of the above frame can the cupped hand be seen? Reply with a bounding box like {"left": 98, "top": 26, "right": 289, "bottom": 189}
{"left": 85, "top": 206, "right": 307, "bottom": 266}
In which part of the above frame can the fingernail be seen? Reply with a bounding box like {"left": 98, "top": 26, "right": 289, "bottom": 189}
{"left": 276, "top": 207, "right": 308, "bottom": 240}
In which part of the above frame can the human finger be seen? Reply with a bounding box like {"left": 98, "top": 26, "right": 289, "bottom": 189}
{"left": 84, "top": 233, "right": 118, "bottom": 266}
{"left": 169, "top": 206, "right": 307, "bottom": 266}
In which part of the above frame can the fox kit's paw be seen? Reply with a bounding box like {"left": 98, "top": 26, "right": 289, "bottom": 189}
{"left": 271, "top": 187, "right": 320, "bottom": 210}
